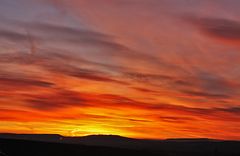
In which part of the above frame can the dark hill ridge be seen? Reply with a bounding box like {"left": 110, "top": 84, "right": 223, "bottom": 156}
{"left": 0, "top": 133, "right": 220, "bottom": 142}
{"left": 0, "top": 133, "right": 62, "bottom": 142}
{"left": 0, "top": 134, "right": 240, "bottom": 156}
{"left": 0, "top": 133, "right": 220, "bottom": 149}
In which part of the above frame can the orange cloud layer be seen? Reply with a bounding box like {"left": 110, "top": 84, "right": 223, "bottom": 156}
{"left": 0, "top": 0, "right": 240, "bottom": 140}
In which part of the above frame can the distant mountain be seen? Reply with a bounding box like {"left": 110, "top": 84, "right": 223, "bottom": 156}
{"left": 0, "top": 133, "right": 62, "bottom": 143}
{"left": 164, "top": 138, "right": 220, "bottom": 142}
{"left": 0, "top": 133, "right": 240, "bottom": 156}
{"left": 0, "top": 133, "right": 219, "bottom": 143}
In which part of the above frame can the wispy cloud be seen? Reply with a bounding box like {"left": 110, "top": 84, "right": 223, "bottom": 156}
{"left": 185, "top": 16, "right": 240, "bottom": 45}
{"left": 0, "top": 0, "right": 240, "bottom": 140}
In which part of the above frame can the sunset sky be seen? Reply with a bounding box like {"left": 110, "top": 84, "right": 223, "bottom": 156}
{"left": 0, "top": 0, "right": 240, "bottom": 140}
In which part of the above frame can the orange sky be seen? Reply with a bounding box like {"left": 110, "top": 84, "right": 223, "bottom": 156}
{"left": 0, "top": 0, "right": 240, "bottom": 140}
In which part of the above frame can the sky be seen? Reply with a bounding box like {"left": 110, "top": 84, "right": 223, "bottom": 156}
{"left": 0, "top": 0, "right": 240, "bottom": 140}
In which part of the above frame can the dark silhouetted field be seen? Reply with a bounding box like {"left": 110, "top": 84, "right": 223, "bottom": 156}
{"left": 0, "top": 134, "right": 240, "bottom": 156}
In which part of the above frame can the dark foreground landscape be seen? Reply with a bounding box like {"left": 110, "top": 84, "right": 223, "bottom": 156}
{"left": 0, "top": 134, "right": 240, "bottom": 156}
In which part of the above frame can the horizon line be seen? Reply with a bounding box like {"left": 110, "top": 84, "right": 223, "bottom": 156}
{"left": 0, "top": 133, "right": 239, "bottom": 141}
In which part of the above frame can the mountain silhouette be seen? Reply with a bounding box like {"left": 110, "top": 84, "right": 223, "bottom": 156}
{"left": 0, "top": 133, "right": 240, "bottom": 156}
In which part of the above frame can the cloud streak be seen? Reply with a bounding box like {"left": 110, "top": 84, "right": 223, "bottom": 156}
{"left": 0, "top": 0, "right": 240, "bottom": 140}
{"left": 186, "top": 16, "right": 240, "bottom": 45}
